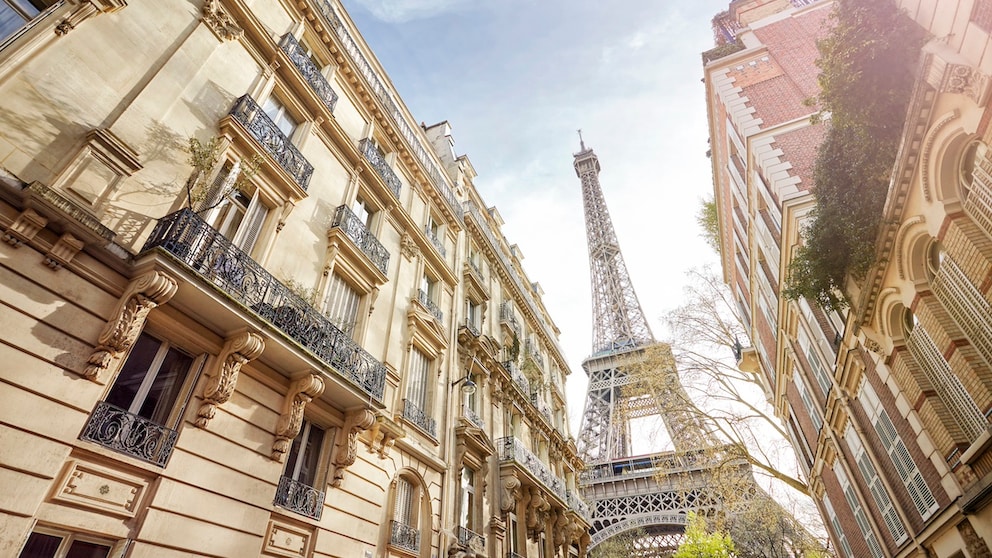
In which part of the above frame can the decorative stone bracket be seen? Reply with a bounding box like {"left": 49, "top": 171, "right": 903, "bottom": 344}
{"left": 83, "top": 270, "right": 178, "bottom": 381}
{"left": 330, "top": 408, "right": 376, "bottom": 486}
{"left": 2, "top": 208, "right": 47, "bottom": 247}
{"left": 365, "top": 413, "right": 405, "bottom": 458}
{"left": 55, "top": 0, "right": 127, "bottom": 36}
{"left": 202, "top": 0, "right": 243, "bottom": 42}
{"left": 195, "top": 331, "right": 265, "bottom": 428}
{"left": 499, "top": 471, "right": 520, "bottom": 513}
{"left": 272, "top": 374, "right": 324, "bottom": 462}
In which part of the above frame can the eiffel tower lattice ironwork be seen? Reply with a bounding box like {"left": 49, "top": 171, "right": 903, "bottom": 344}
{"left": 573, "top": 138, "right": 743, "bottom": 556}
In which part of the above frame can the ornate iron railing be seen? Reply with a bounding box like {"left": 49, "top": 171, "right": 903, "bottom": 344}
{"left": 331, "top": 204, "right": 389, "bottom": 274}
{"left": 390, "top": 520, "right": 420, "bottom": 553}
{"left": 316, "top": 1, "right": 463, "bottom": 221}
{"left": 402, "top": 399, "right": 437, "bottom": 438}
{"left": 358, "top": 138, "right": 401, "bottom": 199}
{"left": 142, "top": 209, "right": 386, "bottom": 401}
{"left": 524, "top": 339, "right": 543, "bottom": 367}
{"left": 456, "top": 525, "right": 486, "bottom": 553}
{"left": 467, "top": 259, "right": 483, "bottom": 280}
{"left": 416, "top": 289, "right": 443, "bottom": 322}
{"left": 229, "top": 94, "right": 313, "bottom": 190}
{"left": 497, "top": 437, "right": 566, "bottom": 502}
{"left": 274, "top": 475, "right": 324, "bottom": 520}
{"left": 566, "top": 489, "right": 591, "bottom": 522}
{"left": 462, "top": 318, "right": 480, "bottom": 338}
{"left": 463, "top": 405, "right": 485, "bottom": 429}
{"left": 499, "top": 302, "right": 521, "bottom": 337}
{"left": 425, "top": 225, "right": 446, "bottom": 256}
{"left": 80, "top": 401, "right": 179, "bottom": 467}
{"left": 530, "top": 391, "right": 553, "bottom": 424}
{"left": 502, "top": 360, "right": 530, "bottom": 395}
{"left": 279, "top": 33, "right": 339, "bottom": 113}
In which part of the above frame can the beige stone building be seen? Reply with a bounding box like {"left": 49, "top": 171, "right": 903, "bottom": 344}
{"left": 0, "top": 1, "right": 589, "bottom": 557}
{"left": 706, "top": 0, "right": 992, "bottom": 556}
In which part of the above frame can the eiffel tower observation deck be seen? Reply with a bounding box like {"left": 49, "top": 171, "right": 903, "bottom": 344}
{"left": 573, "top": 137, "right": 750, "bottom": 556}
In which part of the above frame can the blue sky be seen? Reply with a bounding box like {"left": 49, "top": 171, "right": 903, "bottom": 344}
{"left": 343, "top": 0, "right": 729, "bottom": 439}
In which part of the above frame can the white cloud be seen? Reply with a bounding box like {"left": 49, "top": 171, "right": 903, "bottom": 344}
{"left": 353, "top": 0, "right": 468, "bottom": 22}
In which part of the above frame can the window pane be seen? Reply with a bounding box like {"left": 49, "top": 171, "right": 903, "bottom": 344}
{"left": 65, "top": 540, "right": 112, "bottom": 558}
{"left": 139, "top": 345, "right": 193, "bottom": 424}
{"left": 18, "top": 532, "right": 62, "bottom": 558}
{"left": 298, "top": 423, "right": 325, "bottom": 487}
{"left": 105, "top": 333, "right": 160, "bottom": 411}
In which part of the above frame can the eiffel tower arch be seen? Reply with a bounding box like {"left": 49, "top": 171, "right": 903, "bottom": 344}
{"left": 572, "top": 138, "right": 750, "bottom": 556}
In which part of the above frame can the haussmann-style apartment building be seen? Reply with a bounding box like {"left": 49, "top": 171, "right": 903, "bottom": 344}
{"left": 0, "top": 1, "right": 591, "bottom": 557}
{"left": 705, "top": 0, "right": 992, "bottom": 556}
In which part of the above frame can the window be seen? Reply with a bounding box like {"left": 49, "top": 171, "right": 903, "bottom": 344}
{"left": 81, "top": 332, "right": 197, "bottom": 466}
{"left": 425, "top": 213, "right": 444, "bottom": 255}
{"left": 18, "top": 530, "right": 113, "bottom": 558}
{"left": 466, "top": 299, "right": 482, "bottom": 332}
{"left": 275, "top": 419, "right": 328, "bottom": 520}
{"left": 507, "top": 513, "right": 520, "bottom": 556}
{"left": 845, "top": 423, "right": 906, "bottom": 544}
{"left": 835, "top": 464, "right": 883, "bottom": 558}
{"left": 201, "top": 162, "right": 269, "bottom": 254}
{"left": 793, "top": 369, "right": 822, "bottom": 433}
{"left": 459, "top": 466, "right": 476, "bottom": 532}
{"left": 262, "top": 96, "right": 298, "bottom": 139}
{"left": 390, "top": 476, "right": 421, "bottom": 552}
{"left": 1, "top": 0, "right": 55, "bottom": 44}
{"left": 822, "top": 495, "right": 853, "bottom": 558}
{"left": 324, "top": 272, "right": 360, "bottom": 336}
{"left": 353, "top": 196, "right": 374, "bottom": 228}
{"left": 403, "top": 348, "right": 435, "bottom": 436}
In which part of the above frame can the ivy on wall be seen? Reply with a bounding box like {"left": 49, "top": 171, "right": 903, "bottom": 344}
{"left": 783, "top": 0, "right": 926, "bottom": 310}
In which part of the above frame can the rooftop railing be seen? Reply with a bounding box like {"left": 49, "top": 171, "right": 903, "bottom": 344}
{"left": 142, "top": 209, "right": 386, "bottom": 402}
{"left": 229, "top": 94, "right": 313, "bottom": 190}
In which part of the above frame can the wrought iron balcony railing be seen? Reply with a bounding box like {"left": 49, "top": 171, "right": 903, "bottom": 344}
{"left": 497, "top": 437, "right": 566, "bottom": 502}
{"left": 80, "top": 401, "right": 179, "bottom": 467}
{"left": 274, "top": 475, "right": 324, "bottom": 520}
{"left": 229, "top": 94, "right": 313, "bottom": 190}
{"left": 462, "top": 318, "right": 480, "bottom": 338}
{"left": 530, "top": 392, "right": 553, "bottom": 424}
{"left": 501, "top": 361, "right": 530, "bottom": 395}
{"left": 331, "top": 204, "right": 389, "bottom": 274}
{"left": 566, "top": 489, "right": 591, "bottom": 522}
{"left": 424, "top": 225, "right": 446, "bottom": 256}
{"left": 390, "top": 520, "right": 420, "bottom": 553}
{"left": 467, "top": 259, "right": 483, "bottom": 280}
{"left": 456, "top": 526, "right": 486, "bottom": 553}
{"left": 402, "top": 398, "right": 437, "bottom": 438}
{"left": 359, "top": 138, "right": 401, "bottom": 199}
{"left": 499, "top": 302, "right": 521, "bottom": 337}
{"left": 316, "top": 1, "right": 463, "bottom": 221}
{"left": 416, "top": 289, "right": 443, "bottom": 322}
{"left": 279, "top": 33, "right": 339, "bottom": 114}
{"left": 462, "top": 405, "right": 485, "bottom": 429}
{"left": 143, "top": 209, "right": 387, "bottom": 401}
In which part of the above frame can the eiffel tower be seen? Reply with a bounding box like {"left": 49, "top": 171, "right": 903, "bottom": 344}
{"left": 573, "top": 137, "right": 747, "bottom": 556}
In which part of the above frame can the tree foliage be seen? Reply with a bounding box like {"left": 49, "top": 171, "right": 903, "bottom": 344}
{"left": 673, "top": 513, "right": 735, "bottom": 558}
{"left": 783, "top": 0, "right": 926, "bottom": 310}
{"left": 698, "top": 198, "right": 721, "bottom": 254}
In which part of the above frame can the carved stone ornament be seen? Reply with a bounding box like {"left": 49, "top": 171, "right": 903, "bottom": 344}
{"left": 202, "top": 0, "right": 243, "bottom": 42}
{"left": 526, "top": 485, "right": 550, "bottom": 536}
{"left": 83, "top": 270, "right": 179, "bottom": 381}
{"left": 500, "top": 472, "right": 521, "bottom": 513}
{"left": 271, "top": 374, "right": 324, "bottom": 462}
{"left": 53, "top": 0, "right": 126, "bottom": 37}
{"left": 862, "top": 337, "right": 884, "bottom": 355}
{"left": 330, "top": 408, "right": 376, "bottom": 486}
{"left": 2, "top": 208, "right": 47, "bottom": 247}
{"left": 195, "top": 331, "right": 265, "bottom": 428}
{"left": 553, "top": 509, "right": 568, "bottom": 548}
{"left": 942, "top": 63, "right": 992, "bottom": 106}
{"left": 365, "top": 413, "right": 405, "bottom": 458}
{"left": 400, "top": 232, "right": 420, "bottom": 261}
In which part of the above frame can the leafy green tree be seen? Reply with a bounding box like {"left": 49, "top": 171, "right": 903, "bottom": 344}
{"left": 674, "top": 513, "right": 735, "bottom": 558}
{"left": 698, "top": 198, "right": 721, "bottom": 254}
{"left": 783, "top": 0, "right": 926, "bottom": 310}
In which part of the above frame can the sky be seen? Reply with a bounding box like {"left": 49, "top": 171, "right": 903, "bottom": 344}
{"left": 341, "top": 0, "right": 730, "bottom": 439}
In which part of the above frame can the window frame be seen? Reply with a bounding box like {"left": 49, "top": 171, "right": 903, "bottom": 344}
{"left": 18, "top": 526, "right": 119, "bottom": 558}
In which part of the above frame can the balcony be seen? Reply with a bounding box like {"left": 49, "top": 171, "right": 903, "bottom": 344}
{"left": 499, "top": 302, "right": 520, "bottom": 338}
{"left": 142, "top": 209, "right": 387, "bottom": 402}
{"left": 566, "top": 489, "right": 591, "bottom": 522}
{"left": 497, "top": 437, "right": 566, "bottom": 502}
{"left": 425, "top": 225, "right": 446, "bottom": 256}
{"left": 416, "top": 289, "right": 443, "bottom": 322}
{"left": 462, "top": 405, "right": 485, "bottom": 429}
{"left": 402, "top": 398, "right": 437, "bottom": 438}
{"left": 530, "top": 391, "right": 553, "bottom": 424}
{"left": 330, "top": 204, "right": 389, "bottom": 274}
{"left": 462, "top": 317, "right": 480, "bottom": 338}
{"left": 279, "top": 33, "right": 339, "bottom": 114}
{"left": 274, "top": 475, "right": 324, "bottom": 520}
{"left": 80, "top": 401, "right": 178, "bottom": 467}
{"left": 390, "top": 520, "right": 420, "bottom": 553}
{"left": 502, "top": 360, "right": 530, "bottom": 395}
{"left": 359, "top": 138, "right": 401, "bottom": 199}
{"left": 456, "top": 526, "right": 486, "bottom": 554}
{"left": 229, "top": 94, "right": 313, "bottom": 191}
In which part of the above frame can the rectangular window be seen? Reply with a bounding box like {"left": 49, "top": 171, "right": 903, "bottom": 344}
{"left": 202, "top": 162, "right": 269, "bottom": 254}
{"left": 1, "top": 0, "right": 55, "bottom": 44}
{"left": 845, "top": 424, "right": 907, "bottom": 544}
{"left": 407, "top": 348, "right": 430, "bottom": 411}
{"left": 394, "top": 477, "right": 415, "bottom": 526}
{"left": 18, "top": 529, "right": 113, "bottom": 558}
{"left": 835, "top": 464, "right": 883, "bottom": 558}
{"left": 324, "top": 273, "right": 360, "bottom": 336}
{"left": 459, "top": 466, "right": 476, "bottom": 531}
{"left": 262, "top": 95, "right": 299, "bottom": 138}
{"left": 284, "top": 419, "right": 326, "bottom": 488}
{"left": 353, "top": 196, "right": 374, "bottom": 228}
{"left": 793, "top": 368, "right": 823, "bottom": 432}
{"left": 105, "top": 333, "right": 195, "bottom": 426}
{"left": 822, "top": 495, "right": 853, "bottom": 558}
{"left": 798, "top": 327, "right": 831, "bottom": 395}
{"left": 859, "top": 380, "right": 939, "bottom": 520}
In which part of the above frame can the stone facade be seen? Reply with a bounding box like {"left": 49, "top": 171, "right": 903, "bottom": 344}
{"left": 0, "top": 2, "right": 588, "bottom": 557}
{"left": 706, "top": 0, "right": 992, "bottom": 556}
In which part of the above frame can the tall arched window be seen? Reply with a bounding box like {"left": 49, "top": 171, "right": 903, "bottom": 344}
{"left": 388, "top": 472, "right": 429, "bottom": 557}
